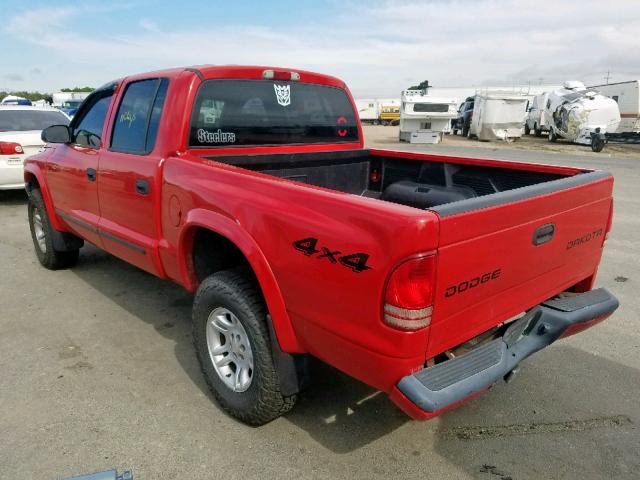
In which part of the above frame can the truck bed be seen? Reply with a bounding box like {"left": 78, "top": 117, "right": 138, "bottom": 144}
{"left": 207, "top": 148, "right": 596, "bottom": 213}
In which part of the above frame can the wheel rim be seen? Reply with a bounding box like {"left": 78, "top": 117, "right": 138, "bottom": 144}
{"left": 32, "top": 207, "right": 47, "bottom": 253}
{"left": 206, "top": 307, "right": 254, "bottom": 392}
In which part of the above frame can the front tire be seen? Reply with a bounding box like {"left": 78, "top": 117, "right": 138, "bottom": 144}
{"left": 548, "top": 128, "right": 558, "bottom": 143}
{"left": 524, "top": 124, "right": 530, "bottom": 135}
{"left": 192, "top": 269, "right": 297, "bottom": 425}
{"left": 28, "top": 189, "right": 79, "bottom": 270}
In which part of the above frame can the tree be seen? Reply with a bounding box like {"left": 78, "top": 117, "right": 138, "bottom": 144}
{"left": 60, "top": 87, "right": 94, "bottom": 93}
{"left": 408, "top": 80, "right": 431, "bottom": 91}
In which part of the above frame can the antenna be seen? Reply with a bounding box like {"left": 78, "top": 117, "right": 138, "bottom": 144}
{"left": 604, "top": 70, "right": 612, "bottom": 84}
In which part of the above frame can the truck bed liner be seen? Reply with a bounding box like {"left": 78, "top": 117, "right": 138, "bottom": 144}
{"left": 207, "top": 149, "right": 586, "bottom": 212}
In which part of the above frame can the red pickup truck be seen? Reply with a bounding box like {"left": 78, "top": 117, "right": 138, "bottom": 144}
{"left": 25, "top": 66, "right": 618, "bottom": 425}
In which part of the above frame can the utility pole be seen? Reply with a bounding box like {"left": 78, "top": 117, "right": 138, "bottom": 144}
{"left": 604, "top": 70, "right": 612, "bottom": 84}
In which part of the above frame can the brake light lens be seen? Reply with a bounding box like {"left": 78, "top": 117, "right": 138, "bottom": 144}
{"left": 0, "top": 141, "right": 23, "bottom": 155}
{"left": 558, "top": 313, "right": 611, "bottom": 339}
{"left": 384, "top": 255, "right": 436, "bottom": 330}
{"left": 262, "top": 69, "right": 300, "bottom": 81}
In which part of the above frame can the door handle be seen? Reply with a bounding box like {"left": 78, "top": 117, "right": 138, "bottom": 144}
{"left": 86, "top": 168, "right": 97, "bottom": 182}
{"left": 533, "top": 223, "right": 555, "bottom": 246}
{"left": 135, "top": 179, "right": 149, "bottom": 195}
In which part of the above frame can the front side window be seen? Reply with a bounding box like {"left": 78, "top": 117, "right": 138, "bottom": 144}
{"left": 110, "top": 78, "right": 168, "bottom": 154}
{"left": 72, "top": 93, "right": 113, "bottom": 147}
{"left": 189, "top": 80, "right": 359, "bottom": 147}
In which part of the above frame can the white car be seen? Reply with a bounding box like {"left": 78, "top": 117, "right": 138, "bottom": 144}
{"left": 0, "top": 105, "right": 70, "bottom": 190}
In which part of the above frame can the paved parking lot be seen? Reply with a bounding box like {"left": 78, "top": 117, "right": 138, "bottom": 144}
{"left": 1, "top": 129, "right": 638, "bottom": 479}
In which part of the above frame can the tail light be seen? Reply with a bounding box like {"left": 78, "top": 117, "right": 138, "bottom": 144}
{"left": 0, "top": 142, "right": 24, "bottom": 155}
{"left": 558, "top": 313, "right": 611, "bottom": 339}
{"left": 384, "top": 255, "right": 436, "bottom": 330}
{"left": 262, "top": 69, "right": 300, "bottom": 81}
{"left": 604, "top": 200, "right": 614, "bottom": 243}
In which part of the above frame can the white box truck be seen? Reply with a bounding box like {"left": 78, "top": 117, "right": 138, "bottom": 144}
{"left": 355, "top": 99, "right": 380, "bottom": 124}
{"left": 589, "top": 80, "right": 640, "bottom": 133}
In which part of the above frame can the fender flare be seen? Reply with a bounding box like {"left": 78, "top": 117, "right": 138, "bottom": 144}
{"left": 179, "top": 208, "right": 304, "bottom": 353}
{"left": 23, "top": 164, "right": 65, "bottom": 231}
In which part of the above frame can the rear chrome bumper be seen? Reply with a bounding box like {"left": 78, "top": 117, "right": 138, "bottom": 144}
{"left": 397, "top": 288, "right": 619, "bottom": 413}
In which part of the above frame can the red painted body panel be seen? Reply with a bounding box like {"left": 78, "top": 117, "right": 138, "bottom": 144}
{"left": 24, "top": 65, "right": 615, "bottom": 417}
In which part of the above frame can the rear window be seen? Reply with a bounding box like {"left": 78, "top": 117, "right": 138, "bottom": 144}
{"left": 189, "top": 80, "right": 359, "bottom": 147}
{"left": 413, "top": 103, "right": 450, "bottom": 113}
{"left": 0, "top": 110, "right": 69, "bottom": 132}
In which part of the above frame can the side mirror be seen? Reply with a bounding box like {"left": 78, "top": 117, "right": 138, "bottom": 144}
{"left": 42, "top": 125, "right": 71, "bottom": 144}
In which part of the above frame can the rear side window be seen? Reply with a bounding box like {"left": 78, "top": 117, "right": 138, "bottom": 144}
{"left": 189, "top": 80, "right": 359, "bottom": 147}
{"left": 111, "top": 78, "right": 168, "bottom": 154}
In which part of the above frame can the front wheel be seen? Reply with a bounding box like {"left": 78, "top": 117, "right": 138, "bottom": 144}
{"left": 192, "top": 269, "right": 297, "bottom": 425}
{"left": 524, "top": 124, "right": 531, "bottom": 135}
{"left": 28, "top": 189, "right": 79, "bottom": 269}
{"left": 548, "top": 128, "right": 558, "bottom": 143}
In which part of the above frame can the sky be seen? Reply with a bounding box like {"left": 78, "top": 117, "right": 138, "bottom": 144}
{"left": 1, "top": 0, "right": 639, "bottom": 97}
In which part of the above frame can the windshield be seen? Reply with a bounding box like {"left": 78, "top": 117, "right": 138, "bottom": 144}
{"left": 413, "top": 103, "right": 450, "bottom": 113}
{"left": 62, "top": 100, "right": 82, "bottom": 108}
{"left": 189, "top": 80, "right": 359, "bottom": 147}
{"left": 0, "top": 110, "right": 69, "bottom": 132}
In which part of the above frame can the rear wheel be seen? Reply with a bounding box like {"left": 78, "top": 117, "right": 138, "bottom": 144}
{"left": 534, "top": 124, "right": 542, "bottom": 137}
{"left": 28, "top": 189, "right": 79, "bottom": 270}
{"left": 591, "top": 137, "right": 605, "bottom": 152}
{"left": 192, "top": 269, "right": 297, "bottom": 425}
{"left": 462, "top": 122, "right": 470, "bottom": 137}
{"left": 524, "top": 124, "right": 531, "bottom": 135}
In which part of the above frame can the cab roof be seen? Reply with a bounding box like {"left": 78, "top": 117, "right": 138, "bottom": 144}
{"left": 115, "top": 65, "right": 347, "bottom": 90}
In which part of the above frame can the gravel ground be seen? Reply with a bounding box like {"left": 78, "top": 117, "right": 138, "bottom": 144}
{"left": 0, "top": 128, "right": 638, "bottom": 479}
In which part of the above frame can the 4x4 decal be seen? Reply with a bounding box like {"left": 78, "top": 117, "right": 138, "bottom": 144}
{"left": 293, "top": 237, "right": 372, "bottom": 273}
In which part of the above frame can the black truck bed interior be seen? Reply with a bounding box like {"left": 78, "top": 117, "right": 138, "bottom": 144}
{"left": 206, "top": 149, "right": 569, "bottom": 210}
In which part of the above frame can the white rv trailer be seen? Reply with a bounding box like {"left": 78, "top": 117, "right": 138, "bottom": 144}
{"left": 589, "top": 80, "right": 640, "bottom": 133}
{"left": 544, "top": 81, "right": 620, "bottom": 145}
{"left": 399, "top": 90, "right": 458, "bottom": 144}
{"left": 354, "top": 99, "right": 380, "bottom": 124}
{"left": 469, "top": 91, "right": 529, "bottom": 141}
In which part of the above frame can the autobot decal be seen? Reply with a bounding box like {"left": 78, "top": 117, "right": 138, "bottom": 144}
{"left": 293, "top": 237, "right": 372, "bottom": 273}
{"left": 274, "top": 84, "right": 291, "bottom": 106}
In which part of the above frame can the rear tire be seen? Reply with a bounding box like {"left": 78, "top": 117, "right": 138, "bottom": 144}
{"left": 591, "top": 137, "right": 605, "bottom": 152}
{"left": 534, "top": 124, "right": 542, "bottom": 137}
{"left": 462, "top": 122, "right": 470, "bottom": 137}
{"left": 192, "top": 269, "right": 297, "bottom": 425}
{"left": 524, "top": 124, "right": 530, "bottom": 135}
{"left": 28, "top": 189, "right": 79, "bottom": 270}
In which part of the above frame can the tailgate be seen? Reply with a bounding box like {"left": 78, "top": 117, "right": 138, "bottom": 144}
{"left": 427, "top": 171, "right": 613, "bottom": 356}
